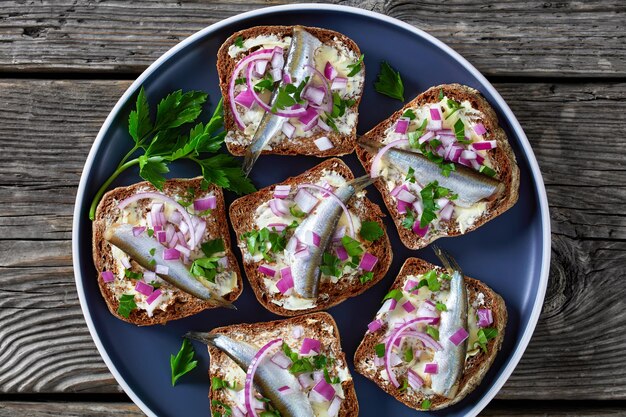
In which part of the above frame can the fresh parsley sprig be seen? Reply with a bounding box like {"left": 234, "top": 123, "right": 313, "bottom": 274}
{"left": 170, "top": 338, "right": 198, "bottom": 386}
{"left": 88, "top": 87, "right": 255, "bottom": 220}
{"left": 374, "top": 62, "right": 404, "bottom": 101}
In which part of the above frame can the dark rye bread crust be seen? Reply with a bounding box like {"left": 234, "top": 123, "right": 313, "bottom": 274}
{"left": 356, "top": 84, "right": 520, "bottom": 250}
{"left": 229, "top": 158, "right": 392, "bottom": 316}
{"left": 208, "top": 312, "right": 359, "bottom": 417}
{"left": 354, "top": 257, "right": 507, "bottom": 411}
{"left": 217, "top": 25, "right": 363, "bottom": 157}
{"left": 92, "top": 177, "right": 242, "bottom": 325}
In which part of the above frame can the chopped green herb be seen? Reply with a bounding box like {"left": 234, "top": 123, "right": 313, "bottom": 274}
{"left": 235, "top": 77, "right": 247, "bottom": 86}
{"left": 359, "top": 221, "right": 384, "bottom": 241}
{"left": 374, "top": 343, "right": 386, "bottom": 358}
{"left": 438, "top": 88, "right": 444, "bottom": 100}
{"left": 454, "top": 119, "right": 471, "bottom": 144}
{"left": 282, "top": 342, "right": 299, "bottom": 362}
{"left": 124, "top": 269, "right": 142, "bottom": 280}
{"left": 271, "top": 77, "right": 309, "bottom": 113}
{"left": 190, "top": 257, "right": 219, "bottom": 282}
{"left": 149, "top": 247, "right": 156, "bottom": 256}
{"left": 476, "top": 327, "right": 498, "bottom": 353}
{"left": 347, "top": 53, "right": 364, "bottom": 77}
{"left": 320, "top": 252, "right": 342, "bottom": 277}
{"left": 149, "top": 280, "right": 161, "bottom": 289}
{"left": 480, "top": 165, "right": 497, "bottom": 177}
{"left": 383, "top": 288, "right": 404, "bottom": 302}
{"left": 401, "top": 209, "right": 416, "bottom": 230}
{"left": 289, "top": 205, "right": 306, "bottom": 218}
{"left": 234, "top": 36, "right": 244, "bottom": 48}
{"left": 170, "top": 338, "right": 198, "bottom": 386}
{"left": 211, "top": 399, "right": 232, "bottom": 417}
{"left": 403, "top": 347, "right": 414, "bottom": 362}
{"left": 254, "top": 77, "right": 275, "bottom": 93}
{"left": 148, "top": 258, "right": 157, "bottom": 267}
{"left": 359, "top": 271, "right": 374, "bottom": 284}
{"left": 445, "top": 98, "right": 462, "bottom": 120}
{"left": 425, "top": 325, "right": 440, "bottom": 341}
{"left": 147, "top": 228, "right": 154, "bottom": 237}
{"left": 421, "top": 399, "right": 432, "bottom": 410}
{"left": 202, "top": 238, "right": 225, "bottom": 257}
{"left": 242, "top": 226, "right": 288, "bottom": 262}
{"left": 419, "top": 181, "right": 456, "bottom": 228}
{"left": 211, "top": 376, "right": 234, "bottom": 390}
{"left": 423, "top": 270, "right": 441, "bottom": 292}
{"left": 374, "top": 61, "right": 404, "bottom": 101}
{"left": 405, "top": 167, "right": 416, "bottom": 183}
{"left": 341, "top": 235, "right": 363, "bottom": 257}
{"left": 325, "top": 92, "right": 356, "bottom": 132}
{"left": 436, "top": 301, "right": 447, "bottom": 311}
{"left": 402, "top": 109, "right": 416, "bottom": 120}
{"left": 117, "top": 294, "right": 137, "bottom": 318}
{"left": 407, "top": 119, "right": 428, "bottom": 148}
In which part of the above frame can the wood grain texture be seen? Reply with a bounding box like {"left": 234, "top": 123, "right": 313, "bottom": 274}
{"left": 0, "top": 79, "right": 625, "bottom": 399}
{"left": 0, "top": 1, "right": 625, "bottom": 77}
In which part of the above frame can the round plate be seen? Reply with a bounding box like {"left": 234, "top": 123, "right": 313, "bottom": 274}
{"left": 72, "top": 4, "right": 550, "bottom": 417}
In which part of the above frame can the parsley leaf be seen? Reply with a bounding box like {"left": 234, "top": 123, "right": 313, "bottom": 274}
{"left": 359, "top": 271, "right": 374, "bottom": 284}
{"left": 190, "top": 257, "right": 219, "bottom": 282}
{"left": 421, "top": 399, "right": 432, "bottom": 410}
{"left": 289, "top": 205, "right": 306, "bottom": 218}
{"left": 383, "top": 288, "right": 404, "bottom": 302}
{"left": 347, "top": 53, "right": 364, "bottom": 77}
{"left": 234, "top": 36, "right": 244, "bottom": 48}
{"left": 325, "top": 92, "right": 356, "bottom": 132}
{"left": 445, "top": 98, "right": 462, "bottom": 120}
{"left": 476, "top": 328, "right": 498, "bottom": 353}
{"left": 402, "top": 109, "right": 416, "bottom": 120}
{"left": 405, "top": 167, "right": 416, "bottom": 183}
{"left": 359, "top": 221, "right": 384, "bottom": 241}
{"left": 320, "top": 252, "right": 342, "bottom": 277}
{"left": 398, "top": 379, "right": 410, "bottom": 392}
{"left": 403, "top": 347, "right": 414, "bottom": 362}
{"left": 454, "top": 118, "right": 471, "bottom": 144}
{"left": 341, "top": 235, "right": 363, "bottom": 257}
{"left": 480, "top": 165, "right": 497, "bottom": 177}
{"left": 88, "top": 89, "right": 255, "bottom": 220}
{"left": 407, "top": 119, "right": 428, "bottom": 148}
{"left": 124, "top": 269, "right": 142, "bottom": 280}
{"left": 401, "top": 209, "right": 416, "bottom": 230}
{"left": 171, "top": 338, "right": 198, "bottom": 386}
{"left": 436, "top": 301, "right": 447, "bottom": 311}
{"left": 211, "top": 376, "right": 234, "bottom": 390}
{"left": 374, "top": 61, "right": 404, "bottom": 101}
{"left": 271, "top": 78, "right": 309, "bottom": 113}
{"left": 254, "top": 77, "right": 275, "bottom": 93}
{"left": 374, "top": 343, "right": 386, "bottom": 358}
{"left": 423, "top": 270, "right": 441, "bottom": 292}
{"left": 235, "top": 77, "right": 247, "bottom": 86}
{"left": 438, "top": 88, "right": 444, "bottom": 100}
{"left": 202, "top": 238, "right": 225, "bottom": 257}
{"left": 242, "top": 227, "right": 289, "bottom": 262}
{"left": 425, "top": 325, "right": 440, "bottom": 341}
{"left": 211, "top": 399, "right": 232, "bottom": 417}
{"left": 419, "top": 181, "right": 456, "bottom": 228}
{"left": 117, "top": 294, "right": 137, "bottom": 318}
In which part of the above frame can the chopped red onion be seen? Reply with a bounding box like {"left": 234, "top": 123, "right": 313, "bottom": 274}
{"left": 294, "top": 189, "right": 319, "bottom": 213}
{"left": 135, "top": 280, "right": 154, "bottom": 296}
{"left": 474, "top": 123, "right": 487, "bottom": 135}
{"left": 404, "top": 279, "right": 418, "bottom": 292}
{"left": 273, "top": 184, "right": 291, "bottom": 199}
{"left": 395, "top": 118, "right": 409, "bottom": 134}
{"left": 143, "top": 270, "right": 156, "bottom": 282}
{"left": 194, "top": 196, "right": 216, "bottom": 211}
{"left": 156, "top": 230, "right": 166, "bottom": 243}
{"left": 270, "top": 68, "right": 282, "bottom": 82}
{"left": 312, "top": 379, "right": 335, "bottom": 402}
{"left": 271, "top": 46, "right": 284, "bottom": 69}
{"left": 178, "top": 221, "right": 189, "bottom": 235}
{"left": 449, "top": 327, "right": 469, "bottom": 346}
{"left": 439, "top": 203, "right": 454, "bottom": 221}
{"left": 234, "top": 88, "right": 256, "bottom": 109}
{"left": 424, "top": 363, "right": 438, "bottom": 374}
{"left": 120, "top": 257, "right": 131, "bottom": 269}
{"left": 390, "top": 183, "right": 407, "bottom": 197}
{"left": 430, "top": 106, "right": 442, "bottom": 121}
{"left": 427, "top": 119, "right": 443, "bottom": 131}
{"left": 335, "top": 245, "right": 348, "bottom": 261}
{"left": 300, "top": 338, "right": 321, "bottom": 355}
{"left": 317, "top": 118, "right": 331, "bottom": 132}
{"left": 440, "top": 134, "right": 456, "bottom": 147}
{"left": 146, "top": 289, "right": 162, "bottom": 305}
{"left": 314, "top": 136, "right": 334, "bottom": 151}
{"left": 436, "top": 197, "right": 450, "bottom": 209}
{"left": 397, "top": 199, "right": 410, "bottom": 215}
{"left": 412, "top": 220, "right": 428, "bottom": 237}
{"left": 327, "top": 396, "right": 341, "bottom": 417}
{"left": 175, "top": 244, "right": 190, "bottom": 258}
{"left": 163, "top": 248, "right": 180, "bottom": 260}
{"left": 298, "top": 373, "right": 314, "bottom": 389}
{"left": 155, "top": 264, "right": 169, "bottom": 275}
{"left": 217, "top": 257, "right": 228, "bottom": 269}
{"left": 304, "top": 230, "right": 321, "bottom": 247}
{"left": 359, "top": 253, "right": 378, "bottom": 272}
{"left": 324, "top": 61, "right": 338, "bottom": 80}
{"left": 461, "top": 150, "right": 477, "bottom": 160}
{"left": 268, "top": 223, "right": 287, "bottom": 232}
{"left": 101, "top": 270, "right": 115, "bottom": 283}
{"left": 298, "top": 106, "right": 320, "bottom": 127}
{"left": 475, "top": 153, "right": 485, "bottom": 165}
{"left": 458, "top": 156, "right": 472, "bottom": 167}
{"left": 418, "top": 130, "right": 435, "bottom": 145}
{"left": 132, "top": 226, "right": 146, "bottom": 236}
{"left": 303, "top": 85, "right": 326, "bottom": 106}
{"left": 276, "top": 267, "right": 294, "bottom": 294}
{"left": 270, "top": 351, "right": 292, "bottom": 369}
{"left": 282, "top": 121, "right": 296, "bottom": 139}
{"left": 471, "top": 140, "right": 497, "bottom": 151}
{"left": 330, "top": 77, "right": 347, "bottom": 90}
{"left": 368, "top": 319, "right": 383, "bottom": 333}
{"left": 448, "top": 145, "right": 463, "bottom": 161}
{"left": 407, "top": 369, "right": 424, "bottom": 390}
{"left": 269, "top": 198, "right": 289, "bottom": 217}
{"left": 477, "top": 308, "right": 493, "bottom": 327}
{"left": 378, "top": 298, "right": 397, "bottom": 315}
{"left": 254, "top": 60, "right": 268, "bottom": 76}
{"left": 402, "top": 300, "right": 416, "bottom": 313}
{"left": 258, "top": 264, "right": 276, "bottom": 278}
{"left": 292, "top": 325, "right": 304, "bottom": 339}
{"left": 397, "top": 189, "right": 416, "bottom": 203}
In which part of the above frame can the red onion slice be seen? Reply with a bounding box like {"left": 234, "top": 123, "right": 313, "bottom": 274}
{"left": 368, "top": 319, "right": 383, "bottom": 333}
{"left": 146, "top": 289, "right": 162, "bottom": 305}
{"left": 324, "top": 61, "right": 338, "bottom": 80}
{"left": 312, "top": 379, "right": 335, "bottom": 402}
{"left": 300, "top": 338, "right": 321, "bottom": 355}
{"left": 163, "top": 248, "right": 180, "bottom": 261}
{"left": 135, "top": 280, "right": 154, "bottom": 296}
{"left": 273, "top": 184, "right": 291, "bottom": 199}
{"left": 407, "top": 368, "right": 424, "bottom": 390}
{"left": 294, "top": 188, "right": 319, "bottom": 214}
{"left": 370, "top": 139, "right": 409, "bottom": 178}
{"left": 297, "top": 183, "right": 355, "bottom": 238}
{"left": 385, "top": 318, "right": 436, "bottom": 387}
{"left": 258, "top": 264, "right": 276, "bottom": 278}
{"left": 270, "top": 351, "right": 292, "bottom": 369}
{"left": 245, "top": 339, "right": 283, "bottom": 417}
{"left": 449, "top": 327, "right": 469, "bottom": 346}
{"left": 359, "top": 252, "right": 378, "bottom": 272}
{"left": 471, "top": 140, "right": 497, "bottom": 151}
{"left": 101, "top": 271, "right": 115, "bottom": 283}
{"left": 314, "top": 136, "right": 334, "bottom": 151}
{"left": 155, "top": 264, "right": 169, "bottom": 275}
{"left": 282, "top": 122, "right": 296, "bottom": 139}
{"left": 234, "top": 88, "right": 256, "bottom": 109}
{"left": 473, "top": 123, "right": 487, "bottom": 135}
{"left": 424, "top": 363, "right": 439, "bottom": 374}
{"left": 330, "top": 77, "right": 347, "bottom": 90}
{"left": 477, "top": 308, "right": 493, "bottom": 327}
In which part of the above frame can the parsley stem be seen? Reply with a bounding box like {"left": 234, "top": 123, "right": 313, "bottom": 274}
{"left": 88, "top": 158, "right": 140, "bottom": 220}
{"left": 118, "top": 144, "right": 140, "bottom": 170}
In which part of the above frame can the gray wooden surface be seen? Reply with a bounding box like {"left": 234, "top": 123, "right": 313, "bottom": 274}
{"left": 1, "top": 1, "right": 624, "bottom": 416}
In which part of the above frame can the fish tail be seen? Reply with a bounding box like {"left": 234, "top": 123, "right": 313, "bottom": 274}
{"left": 212, "top": 297, "right": 237, "bottom": 310}
{"left": 348, "top": 175, "right": 375, "bottom": 193}
{"left": 185, "top": 331, "right": 217, "bottom": 346}
{"left": 242, "top": 149, "right": 260, "bottom": 177}
{"left": 357, "top": 137, "right": 382, "bottom": 154}
{"left": 432, "top": 245, "right": 463, "bottom": 274}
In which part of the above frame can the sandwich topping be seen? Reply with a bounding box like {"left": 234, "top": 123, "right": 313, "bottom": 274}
{"left": 361, "top": 266, "right": 497, "bottom": 408}
{"left": 238, "top": 169, "right": 383, "bottom": 311}
{"left": 367, "top": 94, "right": 503, "bottom": 237}
{"left": 99, "top": 188, "right": 238, "bottom": 317}
{"left": 225, "top": 28, "right": 364, "bottom": 165}
{"left": 198, "top": 321, "right": 351, "bottom": 417}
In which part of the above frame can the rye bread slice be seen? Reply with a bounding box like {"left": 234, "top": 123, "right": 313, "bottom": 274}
{"left": 356, "top": 84, "right": 520, "bottom": 250}
{"left": 92, "top": 177, "right": 242, "bottom": 325}
{"left": 354, "top": 257, "right": 507, "bottom": 411}
{"left": 208, "top": 312, "right": 359, "bottom": 417}
{"left": 229, "top": 158, "right": 392, "bottom": 316}
{"left": 217, "top": 25, "right": 364, "bottom": 157}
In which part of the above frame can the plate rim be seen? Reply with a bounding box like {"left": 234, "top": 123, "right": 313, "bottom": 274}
{"left": 72, "top": 4, "right": 551, "bottom": 416}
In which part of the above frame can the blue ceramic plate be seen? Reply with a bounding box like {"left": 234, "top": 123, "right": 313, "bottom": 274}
{"left": 73, "top": 4, "right": 550, "bottom": 417}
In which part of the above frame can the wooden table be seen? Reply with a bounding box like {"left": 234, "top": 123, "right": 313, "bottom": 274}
{"left": 1, "top": 1, "right": 624, "bottom": 416}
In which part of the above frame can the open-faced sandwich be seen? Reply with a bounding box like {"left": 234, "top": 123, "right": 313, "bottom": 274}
{"left": 356, "top": 84, "right": 520, "bottom": 249}
{"left": 188, "top": 312, "right": 358, "bottom": 417}
{"left": 229, "top": 158, "right": 392, "bottom": 316}
{"left": 354, "top": 249, "right": 506, "bottom": 411}
{"left": 92, "top": 177, "right": 242, "bottom": 325}
{"left": 218, "top": 25, "right": 365, "bottom": 174}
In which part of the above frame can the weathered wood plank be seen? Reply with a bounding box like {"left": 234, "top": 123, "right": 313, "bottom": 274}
{"left": 0, "top": 1, "right": 625, "bottom": 77}
{"left": 1, "top": 400, "right": 625, "bottom": 416}
{"left": 1, "top": 80, "right": 625, "bottom": 398}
